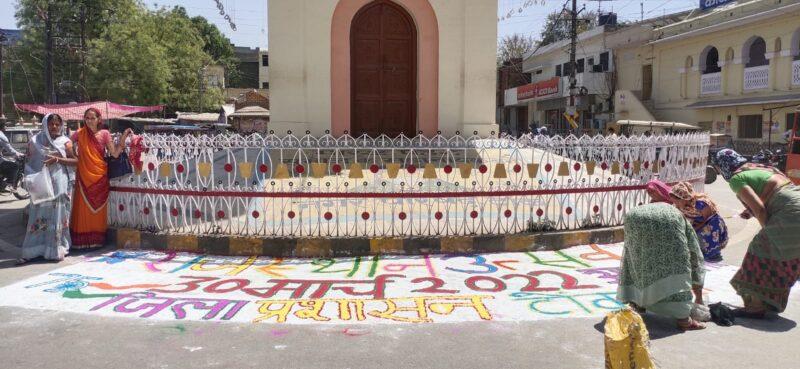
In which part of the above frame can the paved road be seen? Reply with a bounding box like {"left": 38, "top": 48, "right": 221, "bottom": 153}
{"left": 0, "top": 179, "right": 798, "bottom": 369}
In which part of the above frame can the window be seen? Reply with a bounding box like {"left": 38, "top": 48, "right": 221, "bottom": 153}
{"left": 588, "top": 57, "right": 594, "bottom": 66}
{"left": 702, "top": 47, "right": 721, "bottom": 74}
{"left": 555, "top": 64, "right": 562, "bottom": 77}
{"left": 745, "top": 37, "right": 768, "bottom": 67}
{"left": 599, "top": 52, "right": 610, "bottom": 71}
{"left": 562, "top": 62, "right": 572, "bottom": 76}
{"left": 261, "top": 54, "right": 269, "bottom": 67}
{"left": 261, "top": 82, "right": 270, "bottom": 89}
{"left": 535, "top": 70, "right": 543, "bottom": 75}
{"left": 576, "top": 58, "right": 585, "bottom": 73}
{"left": 788, "top": 113, "right": 799, "bottom": 131}
{"left": 738, "top": 115, "right": 763, "bottom": 139}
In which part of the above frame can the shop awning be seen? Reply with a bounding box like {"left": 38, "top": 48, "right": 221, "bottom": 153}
{"left": 14, "top": 101, "right": 164, "bottom": 121}
{"left": 685, "top": 93, "right": 800, "bottom": 109}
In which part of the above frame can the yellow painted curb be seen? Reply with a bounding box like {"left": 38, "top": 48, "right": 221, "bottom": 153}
{"left": 441, "top": 237, "right": 474, "bottom": 253}
{"left": 229, "top": 237, "right": 264, "bottom": 256}
{"left": 370, "top": 238, "right": 404, "bottom": 254}
{"left": 167, "top": 235, "right": 199, "bottom": 253}
{"left": 504, "top": 234, "right": 537, "bottom": 252}
{"left": 116, "top": 228, "right": 141, "bottom": 249}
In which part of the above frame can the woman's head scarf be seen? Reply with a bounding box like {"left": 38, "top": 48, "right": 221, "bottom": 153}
{"left": 669, "top": 181, "right": 718, "bottom": 218}
{"left": 41, "top": 113, "right": 67, "bottom": 157}
{"left": 646, "top": 179, "right": 672, "bottom": 203}
{"left": 716, "top": 149, "right": 747, "bottom": 180}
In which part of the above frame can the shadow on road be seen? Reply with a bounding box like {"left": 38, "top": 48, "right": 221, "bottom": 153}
{"left": 593, "top": 314, "right": 694, "bottom": 340}
{"left": 735, "top": 314, "right": 797, "bottom": 333}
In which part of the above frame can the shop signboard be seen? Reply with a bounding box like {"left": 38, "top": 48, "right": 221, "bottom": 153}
{"left": 517, "top": 77, "right": 560, "bottom": 102}
{"left": 699, "top": 0, "right": 734, "bottom": 11}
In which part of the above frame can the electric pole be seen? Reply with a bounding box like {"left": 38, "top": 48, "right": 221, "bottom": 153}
{"left": 567, "top": 0, "right": 579, "bottom": 133}
{"left": 0, "top": 31, "right": 6, "bottom": 124}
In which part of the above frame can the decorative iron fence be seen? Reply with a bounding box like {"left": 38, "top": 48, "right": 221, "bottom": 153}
{"left": 793, "top": 60, "right": 800, "bottom": 87}
{"left": 109, "top": 132, "right": 709, "bottom": 238}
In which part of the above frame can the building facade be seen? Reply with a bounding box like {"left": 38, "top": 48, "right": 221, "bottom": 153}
{"left": 505, "top": 21, "right": 658, "bottom": 135}
{"left": 267, "top": 0, "right": 498, "bottom": 136}
{"left": 617, "top": 0, "right": 800, "bottom": 145}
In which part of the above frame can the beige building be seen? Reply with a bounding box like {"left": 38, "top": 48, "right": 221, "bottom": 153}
{"left": 267, "top": 0, "right": 498, "bottom": 137}
{"left": 507, "top": 22, "right": 660, "bottom": 135}
{"left": 616, "top": 0, "right": 800, "bottom": 144}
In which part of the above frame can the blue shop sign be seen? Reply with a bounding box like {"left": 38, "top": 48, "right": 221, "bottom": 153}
{"left": 700, "top": 0, "right": 735, "bottom": 10}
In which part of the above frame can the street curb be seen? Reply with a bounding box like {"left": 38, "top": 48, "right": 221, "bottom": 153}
{"left": 107, "top": 226, "right": 625, "bottom": 257}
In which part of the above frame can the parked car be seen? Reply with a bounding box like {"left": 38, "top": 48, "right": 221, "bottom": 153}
{"left": 5, "top": 125, "right": 40, "bottom": 153}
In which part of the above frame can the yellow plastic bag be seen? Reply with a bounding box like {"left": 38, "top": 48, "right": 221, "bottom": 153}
{"left": 604, "top": 308, "right": 657, "bottom": 369}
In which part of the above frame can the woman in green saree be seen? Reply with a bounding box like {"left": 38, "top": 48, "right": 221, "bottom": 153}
{"left": 616, "top": 202, "right": 706, "bottom": 331}
{"left": 716, "top": 149, "right": 800, "bottom": 318}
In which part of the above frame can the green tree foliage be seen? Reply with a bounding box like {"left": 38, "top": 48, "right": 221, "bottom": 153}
{"left": 12, "top": 0, "right": 228, "bottom": 111}
{"left": 538, "top": 10, "right": 597, "bottom": 47}
{"left": 497, "top": 33, "right": 536, "bottom": 66}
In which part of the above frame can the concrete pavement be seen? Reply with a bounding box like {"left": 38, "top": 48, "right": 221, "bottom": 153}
{"left": 0, "top": 179, "right": 798, "bottom": 369}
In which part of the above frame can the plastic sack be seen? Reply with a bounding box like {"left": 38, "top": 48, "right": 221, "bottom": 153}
{"left": 23, "top": 165, "right": 56, "bottom": 204}
{"left": 691, "top": 303, "right": 711, "bottom": 322}
{"left": 604, "top": 308, "right": 657, "bottom": 369}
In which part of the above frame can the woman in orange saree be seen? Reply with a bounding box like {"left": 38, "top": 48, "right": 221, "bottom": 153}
{"left": 70, "top": 108, "right": 131, "bottom": 249}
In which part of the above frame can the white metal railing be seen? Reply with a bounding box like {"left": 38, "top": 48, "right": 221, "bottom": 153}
{"left": 743, "top": 65, "right": 769, "bottom": 91}
{"left": 700, "top": 72, "right": 722, "bottom": 95}
{"left": 793, "top": 60, "right": 800, "bottom": 86}
{"left": 109, "top": 132, "right": 709, "bottom": 238}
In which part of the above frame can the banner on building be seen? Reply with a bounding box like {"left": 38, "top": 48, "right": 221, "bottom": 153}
{"left": 699, "top": 0, "right": 734, "bottom": 11}
{"left": 517, "top": 77, "right": 560, "bottom": 102}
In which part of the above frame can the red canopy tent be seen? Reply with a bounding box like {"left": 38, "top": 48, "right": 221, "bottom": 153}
{"left": 14, "top": 101, "right": 164, "bottom": 121}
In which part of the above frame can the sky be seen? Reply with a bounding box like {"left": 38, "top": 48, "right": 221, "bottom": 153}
{"left": 0, "top": 0, "right": 703, "bottom": 49}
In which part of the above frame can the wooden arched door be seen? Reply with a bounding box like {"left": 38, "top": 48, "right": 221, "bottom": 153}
{"left": 351, "top": 0, "right": 417, "bottom": 137}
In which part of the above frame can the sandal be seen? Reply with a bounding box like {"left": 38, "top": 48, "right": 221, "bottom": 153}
{"left": 15, "top": 258, "right": 29, "bottom": 265}
{"left": 733, "top": 308, "right": 766, "bottom": 319}
{"left": 677, "top": 318, "right": 706, "bottom": 331}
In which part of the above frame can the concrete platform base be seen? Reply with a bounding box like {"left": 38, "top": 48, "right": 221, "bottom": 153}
{"left": 106, "top": 226, "right": 625, "bottom": 257}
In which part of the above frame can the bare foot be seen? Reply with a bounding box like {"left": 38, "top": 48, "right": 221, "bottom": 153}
{"left": 677, "top": 318, "right": 705, "bottom": 331}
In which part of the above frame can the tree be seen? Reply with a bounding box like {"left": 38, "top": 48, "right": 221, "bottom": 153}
{"left": 538, "top": 10, "right": 597, "bottom": 47}
{"left": 13, "top": 0, "right": 139, "bottom": 102}
{"left": 13, "top": 1, "right": 223, "bottom": 111}
{"left": 171, "top": 6, "right": 241, "bottom": 87}
{"left": 87, "top": 6, "right": 221, "bottom": 111}
{"left": 497, "top": 34, "right": 536, "bottom": 65}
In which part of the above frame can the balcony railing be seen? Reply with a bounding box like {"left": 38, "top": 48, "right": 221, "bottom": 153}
{"left": 793, "top": 60, "right": 800, "bottom": 86}
{"left": 700, "top": 72, "right": 722, "bottom": 95}
{"left": 743, "top": 65, "right": 769, "bottom": 91}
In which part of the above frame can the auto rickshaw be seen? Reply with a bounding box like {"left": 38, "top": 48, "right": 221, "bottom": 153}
{"left": 786, "top": 107, "right": 800, "bottom": 185}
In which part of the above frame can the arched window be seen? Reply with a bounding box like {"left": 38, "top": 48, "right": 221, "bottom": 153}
{"left": 793, "top": 28, "right": 800, "bottom": 61}
{"left": 700, "top": 46, "right": 721, "bottom": 74}
{"left": 744, "top": 36, "right": 768, "bottom": 67}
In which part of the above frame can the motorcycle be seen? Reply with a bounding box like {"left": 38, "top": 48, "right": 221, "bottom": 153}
{"left": 751, "top": 148, "right": 787, "bottom": 172}
{"left": 0, "top": 156, "right": 30, "bottom": 200}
